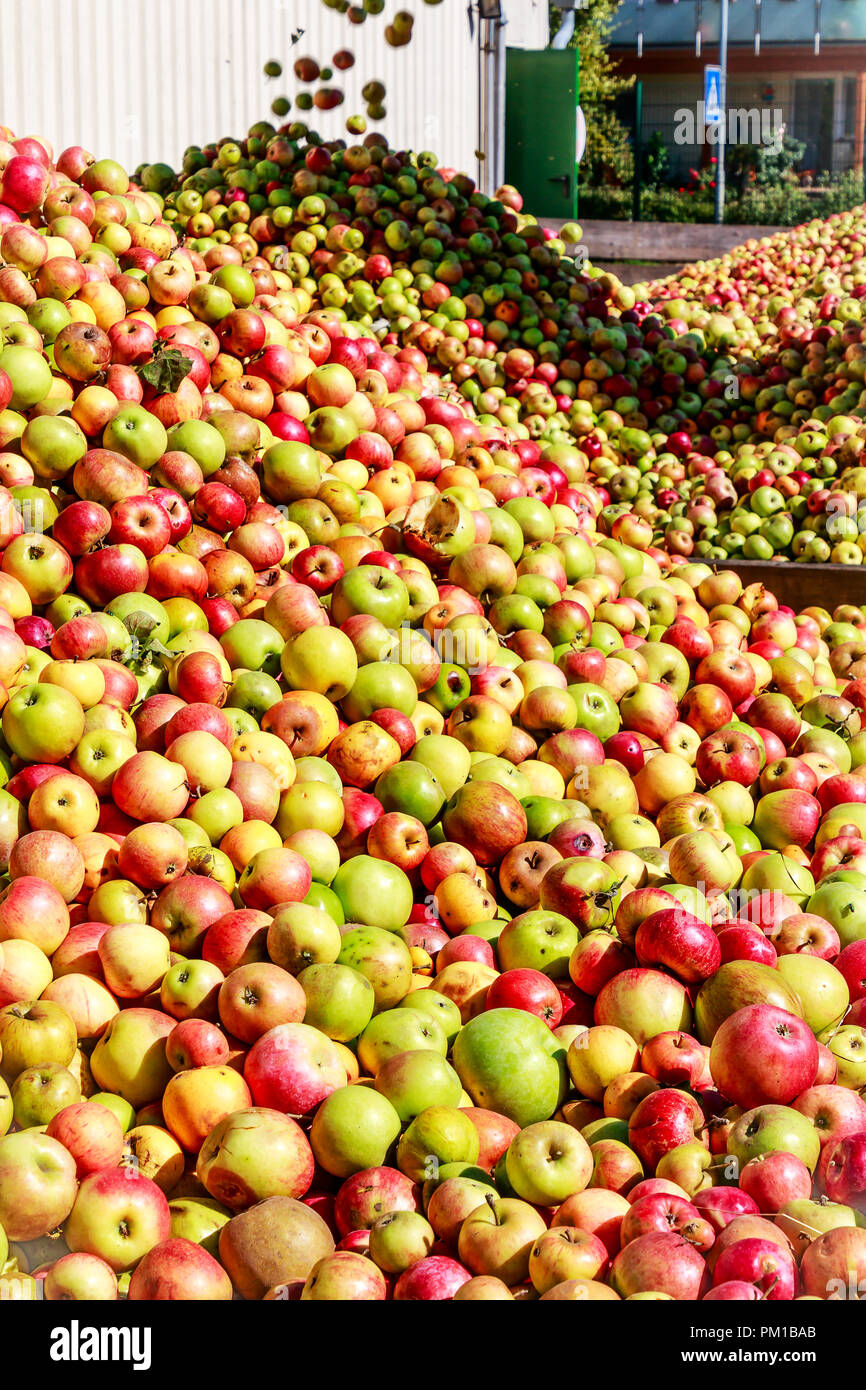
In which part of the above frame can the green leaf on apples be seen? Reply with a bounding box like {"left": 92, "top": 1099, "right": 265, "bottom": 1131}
{"left": 121, "top": 612, "right": 173, "bottom": 662}
{"left": 135, "top": 343, "right": 193, "bottom": 396}
{"left": 122, "top": 612, "right": 159, "bottom": 643}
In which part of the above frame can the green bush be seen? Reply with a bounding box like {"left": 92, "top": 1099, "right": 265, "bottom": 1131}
{"left": 578, "top": 171, "right": 865, "bottom": 225}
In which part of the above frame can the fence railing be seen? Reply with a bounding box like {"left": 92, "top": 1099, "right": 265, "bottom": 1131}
{"left": 580, "top": 86, "right": 866, "bottom": 224}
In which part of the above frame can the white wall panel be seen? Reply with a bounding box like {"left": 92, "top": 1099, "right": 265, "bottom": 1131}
{"left": 505, "top": 0, "right": 549, "bottom": 51}
{"left": 0, "top": 0, "right": 512, "bottom": 179}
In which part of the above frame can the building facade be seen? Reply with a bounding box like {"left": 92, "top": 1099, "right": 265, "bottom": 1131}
{"left": 0, "top": 0, "right": 549, "bottom": 189}
{"left": 608, "top": 0, "right": 866, "bottom": 178}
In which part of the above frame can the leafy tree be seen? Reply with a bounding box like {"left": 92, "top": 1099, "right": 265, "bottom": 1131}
{"left": 549, "top": 1, "right": 635, "bottom": 187}
{"left": 644, "top": 131, "right": 670, "bottom": 190}
{"left": 755, "top": 133, "right": 807, "bottom": 187}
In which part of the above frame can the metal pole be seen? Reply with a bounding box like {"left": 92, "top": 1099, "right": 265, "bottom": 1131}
{"left": 477, "top": 10, "right": 485, "bottom": 191}
{"left": 715, "top": 0, "right": 728, "bottom": 223}
{"left": 493, "top": 16, "right": 507, "bottom": 192}
{"left": 486, "top": 21, "right": 497, "bottom": 195}
{"left": 633, "top": 80, "right": 643, "bottom": 222}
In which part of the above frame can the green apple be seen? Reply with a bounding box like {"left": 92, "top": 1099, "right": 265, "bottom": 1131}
{"left": 655, "top": 1140, "right": 715, "bottom": 1197}
{"left": 225, "top": 670, "right": 282, "bottom": 721}
{"left": 297, "top": 963, "right": 375, "bottom": 1042}
{"left": 568, "top": 683, "right": 620, "bottom": 741}
{"left": 294, "top": 756, "right": 344, "bottom": 793}
{"left": 341, "top": 661, "right": 418, "bottom": 721}
{"left": 776, "top": 1198, "right": 862, "bottom": 1256}
{"left": 488, "top": 593, "right": 543, "bottom": 635}
{"left": 2, "top": 683, "right": 85, "bottom": 764}
{"left": 21, "top": 415, "right": 87, "bottom": 482}
{"left": 606, "top": 813, "right": 661, "bottom": 852}
{"left": 331, "top": 566, "right": 409, "bottom": 627}
{"left": 282, "top": 830, "right": 340, "bottom": 887}
{"left": 358, "top": 1008, "right": 447, "bottom": 1075}
{"left": 819, "top": 870, "right": 866, "bottom": 893}
{"left": 407, "top": 734, "right": 471, "bottom": 799}
{"left": 267, "top": 902, "right": 342, "bottom": 972}
{"left": 504, "top": 496, "right": 555, "bottom": 543}
{"left": 0, "top": 344, "right": 53, "bottom": 410}
{"left": 467, "top": 757, "right": 530, "bottom": 800}
{"left": 694, "top": 961, "right": 803, "bottom": 1043}
{"left": 368, "top": 1210, "right": 435, "bottom": 1274}
{"left": 333, "top": 859, "right": 413, "bottom": 933}
{"left": 261, "top": 441, "right": 322, "bottom": 503}
{"left": 521, "top": 796, "right": 577, "bottom": 840}
{"left": 568, "top": 1025, "right": 641, "bottom": 1101}
{"left": 396, "top": 1105, "right": 480, "bottom": 1182}
{"left": 188, "top": 282, "right": 235, "bottom": 324}
{"left": 398, "top": 990, "right": 463, "bottom": 1047}
{"left": 45, "top": 593, "right": 91, "bottom": 627}
{"left": 581, "top": 1116, "right": 630, "bottom": 1146}
{"left": 483, "top": 508, "right": 524, "bottom": 562}
{"left": 740, "top": 853, "right": 815, "bottom": 908}
{"left": 374, "top": 1050, "right": 462, "bottom": 1123}
{"left": 281, "top": 627, "right": 358, "bottom": 702}
{"left": 426, "top": 663, "right": 472, "bottom": 716}
{"left": 662, "top": 884, "right": 713, "bottom": 922}
{"left": 504, "top": 1120, "right": 592, "bottom": 1206}
{"left": 168, "top": 819, "right": 212, "bottom": 853}
{"left": 807, "top": 883, "right": 866, "bottom": 947}
{"left": 188, "top": 788, "right": 244, "bottom": 843}
{"left": 374, "top": 762, "right": 445, "bottom": 825}
{"left": 0, "top": 1076, "right": 12, "bottom": 1138}
{"left": 167, "top": 419, "right": 226, "bottom": 476}
{"left": 728, "top": 1104, "right": 821, "bottom": 1172}
{"left": 725, "top": 824, "right": 761, "bottom": 855}
{"left": 707, "top": 779, "right": 755, "bottom": 826}
{"left": 220, "top": 620, "right": 283, "bottom": 676}
{"left": 27, "top": 299, "right": 72, "bottom": 344}
{"left": 822, "top": 1024, "right": 866, "bottom": 1088}
{"left": 776, "top": 955, "right": 849, "bottom": 1034}
{"left": 11, "top": 1063, "right": 80, "bottom": 1128}
{"left": 276, "top": 782, "right": 345, "bottom": 840}
{"left": 91, "top": 610, "right": 135, "bottom": 659}
{"left": 103, "top": 404, "right": 168, "bottom": 468}
{"left": 211, "top": 263, "right": 256, "bottom": 306}
{"left": 169, "top": 1196, "right": 232, "bottom": 1258}
{"left": 304, "top": 883, "right": 346, "bottom": 922}
{"left": 90, "top": 1008, "right": 174, "bottom": 1108}
{"left": 495, "top": 909, "right": 578, "bottom": 979}
{"left": 89, "top": 1092, "right": 136, "bottom": 1133}
{"left": 309, "top": 1086, "right": 402, "bottom": 1178}
{"left": 453, "top": 1008, "right": 567, "bottom": 1127}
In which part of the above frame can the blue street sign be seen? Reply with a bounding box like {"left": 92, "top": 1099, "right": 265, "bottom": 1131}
{"left": 704, "top": 65, "right": 722, "bottom": 123}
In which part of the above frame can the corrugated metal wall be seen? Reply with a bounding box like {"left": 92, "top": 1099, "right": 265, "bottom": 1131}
{"left": 0, "top": 0, "right": 547, "bottom": 183}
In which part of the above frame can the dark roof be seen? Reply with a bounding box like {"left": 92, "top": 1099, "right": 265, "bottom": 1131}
{"left": 610, "top": 0, "right": 866, "bottom": 48}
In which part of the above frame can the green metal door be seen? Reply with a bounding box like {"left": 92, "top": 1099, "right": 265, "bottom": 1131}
{"left": 504, "top": 49, "right": 579, "bottom": 221}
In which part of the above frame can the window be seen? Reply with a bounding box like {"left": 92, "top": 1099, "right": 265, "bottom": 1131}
{"left": 844, "top": 77, "right": 856, "bottom": 137}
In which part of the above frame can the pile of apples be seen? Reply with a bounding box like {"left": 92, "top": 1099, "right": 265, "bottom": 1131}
{"left": 1, "top": 123, "right": 866, "bottom": 1304}
{"left": 584, "top": 410, "right": 866, "bottom": 567}
{"left": 620, "top": 210, "right": 866, "bottom": 564}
